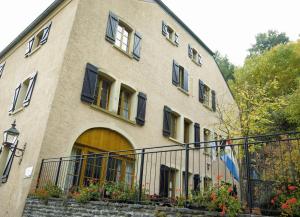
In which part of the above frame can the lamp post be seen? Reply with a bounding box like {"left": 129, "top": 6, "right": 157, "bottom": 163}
{"left": 1, "top": 120, "right": 26, "bottom": 163}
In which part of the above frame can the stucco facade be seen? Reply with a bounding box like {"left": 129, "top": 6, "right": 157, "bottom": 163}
{"left": 0, "top": 0, "right": 239, "bottom": 216}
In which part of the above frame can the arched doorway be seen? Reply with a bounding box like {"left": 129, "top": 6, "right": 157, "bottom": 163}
{"left": 71, "top": 128, "right": 135, "bottom": 187}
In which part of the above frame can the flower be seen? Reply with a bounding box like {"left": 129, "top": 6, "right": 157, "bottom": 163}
{"left": 228, "top": 187, "right": 233, "bottom": 193}
{"left": 216, "top": 175, "right": 223, "bottom": 181}
{"left": 288, "top": 185, "right": 297, "bottom": 191}
{"left": 271, "top": 199, "right": 275, "bottom": 205}
{"left": 281, "top": 203, "right": 290, "bottom": 209}
{"left": 211, "top": 192, "right": 217, "bottom": 201}
{"left": 286, "top": 197, "right": 297, "bottom": 204}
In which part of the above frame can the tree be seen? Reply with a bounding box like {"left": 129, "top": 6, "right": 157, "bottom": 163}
{"left": 248, "top": 30, "right": 289, "bottom": 57}
{"left": 214, "top": 51, "right": 235, "bottom": 82}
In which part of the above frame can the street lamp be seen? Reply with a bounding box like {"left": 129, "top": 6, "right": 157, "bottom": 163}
{"left": 1, "top": 120, "right": 26, "bottom": 162}
{"left": 3, "top": 120, "right": 19, "bottom": 147}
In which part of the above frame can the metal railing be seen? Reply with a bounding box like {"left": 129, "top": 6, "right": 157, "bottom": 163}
{"left": 36, "top": 132, "right": 300, "bottom": 214}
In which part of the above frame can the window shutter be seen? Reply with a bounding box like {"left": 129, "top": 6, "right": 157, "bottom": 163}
{"left": 105, "top": 11, "right": 119, "bottom": 44}
{"left": 174, "top": 33, "right": 179, "bottom": 46}
{"left": 194, "top": 123, "right": 200, "bottom": 147}
{"left": 23, "top": 72, "right": 38, "bottom": 107}
{"left": 188, "top": 44, "right": 193, "bottom": 58}
{"left": 199, "top": 80, "right": 205, "bottom": 103}
{"left": 0, "top": 62, "right": 6, "bottom": 78}
{"left": 198, "top": 54, "right": 203, "bottom": 66}
{"left": 9, "top": 84, "right": 21, "bottom": 113}
{"left": 136, "top": 92, "right": 147, "bottom": 126}
{"left": 81, "top": 63, "right": 99, "bottom": 104}
{"left": 132, "top": 32, "right": 142, "bottom": 61}
{"left": 40, "top": 22, "right": 52, "bottom": 45}
{"left": 211, "top": 90, "right": 216, "bottom": 112}
{"left": 172, "top": 60, "right": 179, "bottom": 86}
{"left": 1, "top": 146, "right": 15, "bottom": 183}
{"left": 163, "top": 106, "right": 171, "bottom": 137}
{"left": 162, "top": 21, "right": 168, "bottom": 36}
{"left": 183, "top": 69, "right": 189, "bottom": 92}
{"left": 25, "top": 37, "right": 35, "bottom": 56}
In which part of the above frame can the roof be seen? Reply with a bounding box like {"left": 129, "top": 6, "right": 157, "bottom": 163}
{"left": 0, "top": 0, "right": 215, "bottom": 60}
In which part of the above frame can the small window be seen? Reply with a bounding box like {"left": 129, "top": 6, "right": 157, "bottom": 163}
{"left": 203, "top": 85, "right": 210, "bottom": 106}
{"left": 170, "top": 112, "right": 179, "bottom": 139}
{"left": 204, "top": 129, "right": 211, "bottom": 155}
{"left": 184, "top": 119, "right": 192, "bottom": 143}
{"left": 118, "top": 86, "right": 133, "bottom": 119}
{"left": 166, "top": 26, "right": 174, "bottom": 41}
{"left": 192, "top": 49, "right": 198, "bottom": 62}
{"left": 14, "top": 79, "right": 30, "bottom": 111}
{"left": 162, "top": 21, "right": 179, "bottom": 46}
{"left": 0, "top": 62, "right": 6, "bottom": 78}
{"left": 172, "top": 60, "right": 188, "bottom": 92}
{"left": 188, "top": 45, "right": 203, "bottom": 66}
{"left": 1, "top": 147, "right": 15, "bottom": 183}
{"left": 179, "top": 66, "right": 185, "bottom": 90}
{"left": 93, "top": 77, "right": 112, "bottom": 110}
{"left": 115, "top": 22, "right": 131, "bottom": 53}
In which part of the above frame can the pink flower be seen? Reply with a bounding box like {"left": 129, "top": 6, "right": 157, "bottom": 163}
{"left": 287, "top": 197, "right": 297, "bottom": 204}
{"left": 228, "top": 187, "right": 233, "bottom": 193}
{"left": 288, "top": 185, "right": 297, "bottom": 191}
{"left": 281, "top": 203, "right": 290, "bottom": 209}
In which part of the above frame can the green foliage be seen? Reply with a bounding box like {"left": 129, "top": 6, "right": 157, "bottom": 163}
{"left": 44, "top": 183, "right": 63, "bottom": 198}
{"left": 248, "top": 30, "right": 289, "bottom": 57}
{"left": 224, "top": 40, "right": 300, "bottom": 136}
{"left": 215, "top": 51, "right": 235, "bottom": 81}
{"left": 73, "top": 182, "right": 101, "bottom": 203}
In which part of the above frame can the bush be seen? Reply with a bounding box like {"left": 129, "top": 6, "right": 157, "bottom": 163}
{"left": 44, "top": 183, "right": 63, "bottom": 198}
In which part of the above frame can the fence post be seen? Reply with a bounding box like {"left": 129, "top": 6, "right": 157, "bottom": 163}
{"left": 244, "top": 138, "right": 253, "bottom": 213}
{"left": 138, "top": 149, "right": 145, "bottom": 203}
{"left": 184, "top": 144, "right": 189, "bottom": 207}
{"left": 55, "top": 157, "right": 62, "bottom": 186}
{"left": 36, "top": 159, "right": 44, "bottom": 189}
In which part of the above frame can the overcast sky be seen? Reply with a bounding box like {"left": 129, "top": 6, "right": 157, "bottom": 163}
{"left": 1, "top": 0, "right": 299, "bottom": 65}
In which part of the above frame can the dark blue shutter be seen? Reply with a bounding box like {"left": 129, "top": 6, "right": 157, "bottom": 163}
{"left": 81, "top": 63, "right": 98, "bottom": 104}
{"left": 23, "top": 72, "right": 38, "bottom": 107}
{"left": 172, "top": 60, "right": 179, "bottom": 86}
{"left": 174, "top": 33, "right": 179, "bottom": 46}
{"left": 183, "top": 69, "right": 189, "bottom": 92}
{"left": 25, "top": 37, "right": 35, "bottom": 56}
{"left": 0, "top": 62, "right": 5, "bottom": 78}
{"left": 40, "top": 22, "right": 52, "bottom": 45}
{"left": 136, "top": 92, "right": 147, "bottom": 126}
{"left": 194, "top": 123, "right": 200, "bottom": 147}
{"left": 162, "top": 21, "right": 168, "bottom": 36}
{"left": 9, "top": 84, "right": 21, "bottom": 113}
{"left": 132, "top": 32, "right": 142, "bottom": 60}
{"left": 105, "top": 11, "right": 119, "bottom": 43}
{"left": 163, "top": 106, "right": 171, "bottom": 137}
{"left": 199, "top": 80, "right": 205, "bottom": 103}
{"left": 1, "top": 144, "right": 16, "bottom": 183}
{"left": 188, "top": 44, "right": 193, "bottom": 58}
{"left": 212, "top": 90, "right": 216, "bottom": 112}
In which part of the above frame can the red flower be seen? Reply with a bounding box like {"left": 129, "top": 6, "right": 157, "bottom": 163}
{"left": 216, "top": 175, "right": 223, "bottom": 181}
{"left": 288, "top": 185, "right": 297, "bottom": 191}
{"left": 287, "top": 197, "right": 297, "bottom": 204}
{"left": 211, "top": 192, "right": 217, "bottom": 201}
{"left": 271, "top": 199, "right": 275, "bottom": 205}
{"left": 228, "top": 187, "right": 233, "bottom": 193}
{"left": 281, "top": 203, "right": 290, "bottom": 209}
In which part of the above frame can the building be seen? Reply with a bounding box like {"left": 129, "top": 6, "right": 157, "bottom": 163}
{"left": 0, "top": 0, "right": 239, "bottom": 216}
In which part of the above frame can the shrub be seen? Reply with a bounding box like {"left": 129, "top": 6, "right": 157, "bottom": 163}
{"left": 44, "top": 183, "right": 63, "bottom": 198}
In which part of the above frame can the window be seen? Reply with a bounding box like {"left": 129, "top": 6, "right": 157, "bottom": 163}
{"left": 125, "top": 162, "right": 134, "bottom": 186}
{"left": 162, "top": 21, "right": 179, "bottom": 46}
{"left": 105, "top": 12, "right": 142, "bottom": 60}
{"left": 170, "top": 112, "right": 178, "bottom": 139}
{"left": 115, "top": 23, "right": 131, "bottom": 53}
{"left": 9, "top": 72, "right": 37, "bottom": 113}
{"left": 118, "top": 86, "right": 133, "bottom": 119}
{"left": 172, "top": 60, "right": 188, "bottom": 92}
{"left": 188, "top": 44, "right": 203, "bottom": 66}
{"left": 204, "top": 129, "right": 211, "bottom": 155}
{"left": 0, "top": 147, "right": 15, "bottom": 183}
{"left": 106, "top": 157, "right": 122, "bottom": 182}
{"left": 159, "top": 165, "right": 176, "bottom": 198}
{"left": 203, "top": 85, "right": 210, "bottom": 106}
{"left": 93, "top": 77, "right": 112, "bottom": 110}
{"left": 25, "top": 22, "right": 52, "bottom": 56}
{"left": 0, "top": 62, "right": 5, "bottom": 78}
{"left": 184, "top": 119, "right": 192, "bottom": 143}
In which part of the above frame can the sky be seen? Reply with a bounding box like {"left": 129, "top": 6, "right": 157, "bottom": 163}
{"left": 0, "top": 0, "right": 299, "bottom": 66}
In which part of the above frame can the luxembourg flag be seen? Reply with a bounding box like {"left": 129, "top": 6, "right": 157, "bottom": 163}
{"left": 221, "top": 141, "right": 239, "bottom": 181}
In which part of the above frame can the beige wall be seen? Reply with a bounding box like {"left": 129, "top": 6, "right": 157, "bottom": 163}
{"left": 0, "top": 0, "right": 239, "bottom": 216}
{"left": 0, "top": 1, "right": 79, "bottom": 216}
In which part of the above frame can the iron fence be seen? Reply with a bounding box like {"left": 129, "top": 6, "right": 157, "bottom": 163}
{"left": 36, "top": 132, "right": 300, "bottom": 215}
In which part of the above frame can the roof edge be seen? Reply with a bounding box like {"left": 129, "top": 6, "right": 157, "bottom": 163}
{"left": 154, "top": 0, "right": 215, "bottom": 56}
{"left": 0, "top": 0, "right": 64, "bottom": 60}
